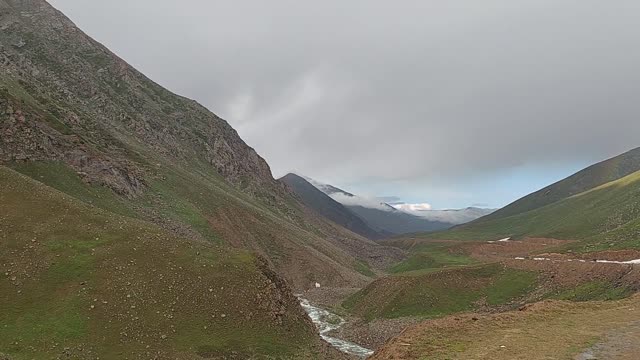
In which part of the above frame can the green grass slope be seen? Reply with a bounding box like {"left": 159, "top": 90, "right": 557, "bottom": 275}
{"left": 387, "top": 241, "right": 475, "bottom": 274}
{"left": 427, "top": 170, "right": 640, "bottom": 251}
{"left": 481, "top": 147, "right": 640, "bottom": 221}
{"left": 343, "top": 263, "right": 538, "bottom": 320}
{"left": 0, "top": 166, "right": 333, "bottom": 359}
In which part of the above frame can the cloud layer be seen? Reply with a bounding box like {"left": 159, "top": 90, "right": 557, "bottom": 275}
{"left": 329, "top": 193, "right": 394, "bottom": 212}
{"left": 392, "top": 203, "right": 433, "bottom": 212}
{"left": 49, "top": 0, "right": 640, "bottom": 204}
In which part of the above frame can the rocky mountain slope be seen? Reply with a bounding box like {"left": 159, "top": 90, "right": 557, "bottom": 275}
{"left": 280, "top": 173, "right": 389, "bottom": 240}
{"left": 0, "top": 0, "right": 403, "bottom": 290}
{"left": 0, "top": 0, "right": 402, "bottom": 357}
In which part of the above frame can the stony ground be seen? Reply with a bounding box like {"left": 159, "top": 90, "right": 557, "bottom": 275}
{"left": 575, "top": 320, "right": 640, "bottom": 360}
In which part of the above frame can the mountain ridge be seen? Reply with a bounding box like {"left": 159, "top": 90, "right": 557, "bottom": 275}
{"left": 280, "top": 173, "right": 389, "bottom": 240}
{"left": 427, "top": 149, "right": 640, "bottom": 251}
{"left": 477, "top": 146, "right": 640, "bottom": 223}
{"left": 302, "top": 175, "right": 492, "bottom": 235}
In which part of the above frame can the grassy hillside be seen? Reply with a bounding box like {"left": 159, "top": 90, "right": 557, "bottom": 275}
{"left": 0, "top": 166, "right": 335, "bottom": 359}
{"left": 387, "top": 241, "right": 475, "bottom": 274}
{"left": 343, "top": 263, "right": 538, "bottom": 320}
{"left": 7, "top": 159, "right": 385, "bottom": 289}
{"left": 0, "top": 0, "right": 403, "bottom": 290}
{"left": 481, "top": 146, "right": 640, "bottom": 221}
{"left": 427, "top": 170, "right": 640, "bottom": 251}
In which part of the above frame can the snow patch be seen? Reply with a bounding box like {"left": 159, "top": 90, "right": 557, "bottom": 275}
{"left": 596, "top": 259, "right": 640, "bottom": 264}
{"left": 515, "top": 257, "right": 640, "bottom": 265}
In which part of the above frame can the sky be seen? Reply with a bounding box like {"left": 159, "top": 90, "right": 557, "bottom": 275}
{"left": 49, "top": 0, "right": 640, "bottom": 209}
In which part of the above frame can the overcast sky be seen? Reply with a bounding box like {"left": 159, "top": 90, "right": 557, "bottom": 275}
{"left": 49, "top": 0, "right": 640, "bottom": 209}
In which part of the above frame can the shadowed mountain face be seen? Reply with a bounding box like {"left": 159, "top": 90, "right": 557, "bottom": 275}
{"left": 280, "top": 173, "right": 389, "bottom": 240}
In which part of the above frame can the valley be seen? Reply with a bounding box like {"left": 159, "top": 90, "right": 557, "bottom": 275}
{"left": 1, "top": 1, "right": 640, "bottom": 359}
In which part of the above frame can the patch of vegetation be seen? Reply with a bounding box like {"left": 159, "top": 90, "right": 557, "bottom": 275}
{"left": 354, "top": 260, "right": 375, "bottom": 277}
{"left": 551, "top": 281, "right": 633, "bottom": 302}
{"left": 343, "top": 263, "right": 538, "bottom": 320}
{"left": 10, "top": 161, "right": 136, "bottom": 218}
{"left": 144, "top": 169, "right": 228, "bottom": 243}
{"left": 486, "top": 269, "right": 538, "bottom": 305}
{"left": 389, "top": 242, "right": 475, "bottom": 274}
{"left": 0, "top": 295, "right": 88, "bottom": 351}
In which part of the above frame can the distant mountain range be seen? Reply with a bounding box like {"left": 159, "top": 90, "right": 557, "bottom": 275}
{"left": 280, "top": 174, "right": 493, "bottom": 239}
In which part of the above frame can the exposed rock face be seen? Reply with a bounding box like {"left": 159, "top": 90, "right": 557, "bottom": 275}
{"left": 0, "top": 0, "right": 282, "bottom": 199}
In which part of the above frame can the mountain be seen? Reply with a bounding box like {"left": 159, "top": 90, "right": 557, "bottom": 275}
{"left": 429, "top": 149, "right": 640, "bottom": 251}
{"left": 345, "top": 205, "right": 452, "bottom": 234}
{"left": 304, "top": 178, "right": 457, "bottom": 235}
{"left": 0, "top": 1, "right": 399, "bottom": 357}
{"left": 280, "top": 173, "right": 389, "bottom": 240}
{"left": 0, "top": 0, "right": 404, "bottom": 289}
{"left": 480, "top": 147, "right": 640, "bottom": 221}
{"left": 392, "top": 206, "right": 495, "bottom": 225}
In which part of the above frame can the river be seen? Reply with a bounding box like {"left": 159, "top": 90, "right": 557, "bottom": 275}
{"left": 298, "top": 297, "right": 374, "bottom": 358}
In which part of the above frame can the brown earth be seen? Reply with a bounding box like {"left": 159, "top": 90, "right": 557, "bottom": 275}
{"left": 371, "top": 294, "right": 640, "bottom": 360}
{"left": 469, "top": 237, "right": 573, "bottom": 258}
{"left": 469, "top": 238, "right": 640, "bottom": 291}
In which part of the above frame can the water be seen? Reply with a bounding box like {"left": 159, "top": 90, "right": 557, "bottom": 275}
{"left": 298, "top": 297, "right": 374, "bottom": 358}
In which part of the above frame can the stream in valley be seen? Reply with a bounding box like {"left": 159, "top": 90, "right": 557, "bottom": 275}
{"left": 298, "top": 297, "right": 373, "bottom": 358}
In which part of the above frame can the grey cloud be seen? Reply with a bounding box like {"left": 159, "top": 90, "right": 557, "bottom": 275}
{"left": 49, "top": 0, "right": 640, "bottom": 188}
{"left": 377, "top": 196, "right": 402, "bottom": 204}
